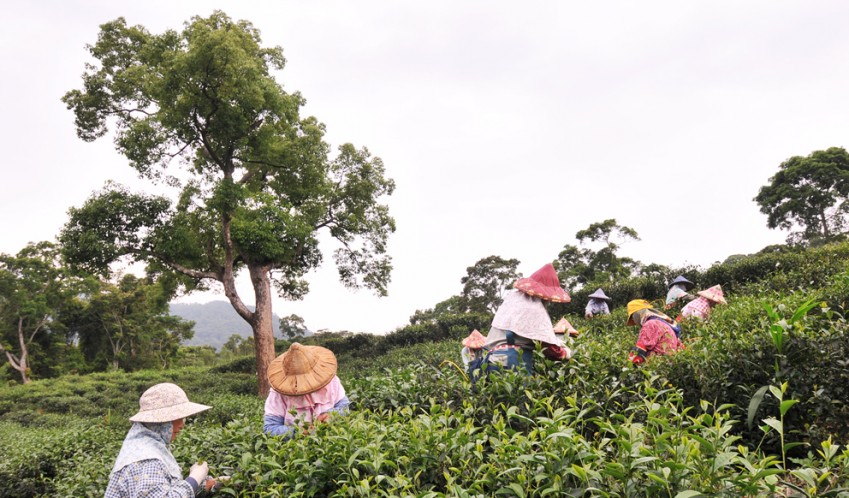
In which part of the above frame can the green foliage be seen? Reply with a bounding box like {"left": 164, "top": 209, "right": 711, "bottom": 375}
{"left": 0, "top": 242, "right": 83, "bottom": 383}
{"left": 460, "top": 255, "right": 521, "bottom": 314}
{"left": 556, "top": 218, "right": 642, "bottom": 288}
{"left": 755, "top": 147, "right": 849, "bottom": 243}
{"left": 69, "top": 274, "right": 194, "bottom": 372}
{"left": 7, "top": 241, "right": 849, "bottom": 495}
{"left": 61, "top": 10, "right": 396, "bottom": 395}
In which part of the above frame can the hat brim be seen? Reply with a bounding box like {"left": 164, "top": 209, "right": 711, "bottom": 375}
{"left": 669, "top": 278, "right": 695, "bottom": 290}
{"left": 514, "top": 280, "right": 571, "bottom": 303}
{"left": 268, "top": 345, "right": 338, "bottom": 395}
{"left": 588, "top": 294, "right": 611, "bottom": 301}
{"left": 129, "top": 401, "right": 212, "bottom": 423}
{"left": 698, "top": 292, "right": 727, "bottom": 304}
{"left": 627, "top": 308, "right": 672, "bottom": 326}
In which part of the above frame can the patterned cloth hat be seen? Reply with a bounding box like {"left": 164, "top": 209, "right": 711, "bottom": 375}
{"left": 129, "top": 383, "right": 211, "bottom": 423}
{"left": 668, "top": 275, "right": 694, "bottom": 290}
{"left": 553, "top": 318, "right": 579, "bottom": 337}
{"left": 698, "top": 284, "right": 727, "bottom": 304}
{"left": 626, "top": 299, "right": 673, "bottom": 326}
{"left": 514, "top": 263, "right": 571, "bottom": 303}
{"left": 268, "top": 342, "right": 338, "bottom": 396}
{"left": 462, "top": 329, "right": 486, "bottom": 349}
{"left": 587, "top": 288, "right": 611, "bottom": 301}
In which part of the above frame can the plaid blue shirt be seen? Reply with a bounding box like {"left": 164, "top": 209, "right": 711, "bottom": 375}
{"left": 104, "top": 459, "right": 196, "bottom": 498}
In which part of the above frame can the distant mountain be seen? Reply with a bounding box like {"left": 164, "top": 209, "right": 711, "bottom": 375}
{"left": 170, "top": 301, "right": 283, "bottom": 351}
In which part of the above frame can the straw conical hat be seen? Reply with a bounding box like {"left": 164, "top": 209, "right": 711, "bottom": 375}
{"left": 267, "top": 343, "right": 338, "bottom": 395}
{"left": 514, "top": 263, "right": 571, "bottom": 303}
{"left": 553, "top": 318, "right": 579, "bottom": 337}
{"left": 462, "top": 329, "right": 486, "bottom": 348}
{"left": 698, "top": 284, "right": 727, "bottom": 304}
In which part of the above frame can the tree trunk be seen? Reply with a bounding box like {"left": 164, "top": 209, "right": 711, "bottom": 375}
{"left": 249, "top": 263, "right": 276, "bottom": 397}
{"left": 820, "top": 209, "right": 831, "bottom": 239}
{"left": 4, "top": 319, "right": 31, "bottom": 384}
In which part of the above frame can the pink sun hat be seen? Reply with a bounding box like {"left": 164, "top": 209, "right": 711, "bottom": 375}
{"left": 514, "top": 263, "right": 571, "bottom": 303}
{"left": 698, "top": 284, "right": 727, "bottom": 305}
{"left": 553, "top": 318, "right": 579, "bottom": 337}
{"left": 462, "top": 329, "right": 486, "bottom": 349}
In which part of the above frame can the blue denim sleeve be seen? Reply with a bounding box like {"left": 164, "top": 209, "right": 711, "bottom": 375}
{"left": 330, "top": 396, "right": 350, "bottom": 414}
{"left": 263, "top": 414, "right": 295, "bottom": 439}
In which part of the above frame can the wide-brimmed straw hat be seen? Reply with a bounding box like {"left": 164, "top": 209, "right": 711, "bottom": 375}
{"left": 698, "top": 284, "right": 727, "bottom": 304}
{"left": 514, "top": 263, "right": 571, "bottom": 303}
{"left": 669, "top": 275, "right": 694, "bottom": 290}
{"left": 462, "top": 329, "right": 486, "bottom": 349}
{"left": 587, "top": 288, "right": 611, "bottom": 301}
{"left": 626, "top": 299, "right": 672, "bottom": 326}
{"left": 268, "top": 343, "right": 338, "bottom": 396}
{"left": 553, "top": 317, "right": 579, "bottom": 337}
{"left": 129, "top": 383, "right": 211, "bottom": 423}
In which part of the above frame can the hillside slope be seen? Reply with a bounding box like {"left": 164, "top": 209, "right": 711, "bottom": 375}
{"left": 169, "top": 301, "right": 284, "bottom": 350}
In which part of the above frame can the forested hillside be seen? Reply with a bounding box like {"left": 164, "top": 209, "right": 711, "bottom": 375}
{"left": 170, "top": 301, "right": 285, "bottom": 350}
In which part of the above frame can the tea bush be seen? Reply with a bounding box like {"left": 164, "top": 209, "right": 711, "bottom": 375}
{"left": 6, "top": 241, "right": 849, "bottom": 496}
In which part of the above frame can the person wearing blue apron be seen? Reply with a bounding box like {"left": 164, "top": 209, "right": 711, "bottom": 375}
{"left": 476, "top": 263, "right": 572, "bottom": 376}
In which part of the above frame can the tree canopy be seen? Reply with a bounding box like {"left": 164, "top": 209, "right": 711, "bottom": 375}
{"left": 755, "top": 147, "right": 849, "bottom": 244}
{"left": 60, "top": 11, "right": 395, "bottom": 395}
{"left": 0, "top": 243, "right": 77, "bottom": 383}
{"left": 556, "top": 219, "right": 641, "bottom": 288}
{"left": 460, "top": 256, "right": 521, "bottom": 314}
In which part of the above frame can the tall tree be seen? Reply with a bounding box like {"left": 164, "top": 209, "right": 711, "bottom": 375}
{"left": 0, "top": 242, "right": 74, "bottom": 384}
{"left": 755, "top": 147, "right": 849, "bottom": 243}
{"left": 60, "top": 12, "right": 395, "bottom": 395}
{"left": 460, "top": 256, "right": 521, "bottom": 313}
{"left": 556, "top": 219, "right": 641, "bottom": 287}
{"left": 279, "top": 313, "right": 307, "bottom": 339}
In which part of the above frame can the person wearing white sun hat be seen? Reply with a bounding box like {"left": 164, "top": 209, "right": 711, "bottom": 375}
{"left": 105, "top": 382, "right": 223, "bottom": 497}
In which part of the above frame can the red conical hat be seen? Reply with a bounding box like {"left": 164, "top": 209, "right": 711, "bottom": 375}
{"left": 514, "top": 263, "right": 571, "bottom": 303}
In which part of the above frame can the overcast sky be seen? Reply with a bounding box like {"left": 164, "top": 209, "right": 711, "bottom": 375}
{"left": 3, "top": 1, "right": 848, "bottom": 334}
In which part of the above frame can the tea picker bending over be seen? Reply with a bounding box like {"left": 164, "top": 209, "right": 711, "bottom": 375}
{"left": 478, "top": 263, "right": 572, "bottom": 375}
{"left": 584, "top": 288, "right": 611, "bottom": 318}
{"left": 626, "top": 299, "right": 683, "bottom": 365}
{"left": 461, "top": 329, "right": 487, "bottom": 371}
{"left": 680, "top": 284, "right": 727, "bottom": 321}
{"left": 105, "top": 383, "right": 223, "bottom": 497}
{"left": 264, "top": 343, "right": 350, "bottom": 439}
{"left": 665, "top": 275, "right": 696, "bottom": 310}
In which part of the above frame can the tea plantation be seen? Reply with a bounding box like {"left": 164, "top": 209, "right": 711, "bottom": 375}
{"left": 3, "top": 243, "right": 849, "bottom": 496}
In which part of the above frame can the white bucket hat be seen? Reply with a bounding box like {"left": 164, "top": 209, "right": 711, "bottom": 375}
{"left": 129, "top": 383, "right": 212, "bottom": 423}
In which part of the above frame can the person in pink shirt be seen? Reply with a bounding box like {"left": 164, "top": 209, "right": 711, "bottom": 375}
{"left": 680, "top": 285, "right": 727, "bottom": 321}
{"left": 626, "top": 299, "right": 683, "bottom": 365}
{"left": 263, "top": 343, "right": 350, "bottom": 439}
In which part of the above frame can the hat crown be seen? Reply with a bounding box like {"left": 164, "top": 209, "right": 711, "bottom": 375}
{"left": 513, "top": 263, "right": 571, "bottom": 303}
{"left": 281, "top": 343, "right": 315, "bottom": 375}
{"left": 527, "top": 263, "right": 559, "bottom": 287}
{"left": 139, "top": 383, "right": 189, "bottom": 412}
